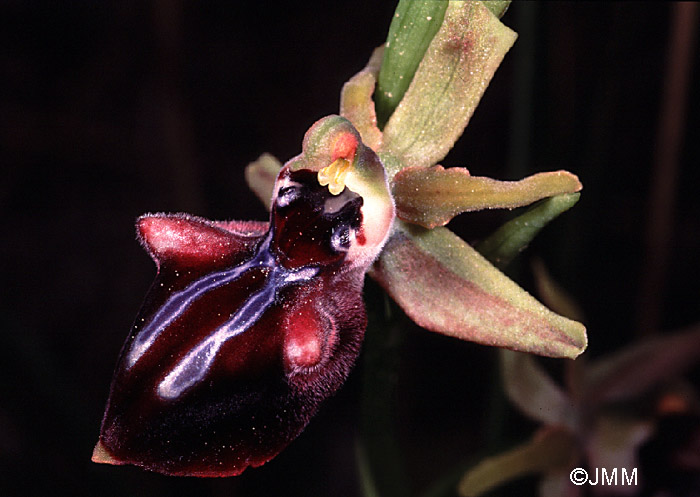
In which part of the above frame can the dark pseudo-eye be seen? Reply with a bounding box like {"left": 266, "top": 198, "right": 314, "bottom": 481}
{"left": 331, "top": 225, "right": 351, "bottom": 253}
{"left": 276, "top": 184, "right": 302, "bottom": 208}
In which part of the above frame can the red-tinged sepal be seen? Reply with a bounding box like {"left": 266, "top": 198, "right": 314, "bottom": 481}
{"left": 370, "top": 221, "right": 587, "bottom": 359}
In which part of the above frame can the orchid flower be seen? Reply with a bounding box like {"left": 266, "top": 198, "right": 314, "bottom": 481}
{"left": 458, "top": 260, "right": 700, "bottom": 497}
{"left": 93, "top": 1, "right": 586, "bottom": 477}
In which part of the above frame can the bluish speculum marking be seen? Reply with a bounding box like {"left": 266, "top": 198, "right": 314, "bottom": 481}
{"left": 126, "top": 168, "right": 362, "bottom": 401}
{"left": 157, "top": 263, "right": 318, "bottom": 399}
{"left": 127, "top": 230, "right": 274, "bottom": 369}
{"left": 126, "top": 230, "right": 319, "bottom": 400}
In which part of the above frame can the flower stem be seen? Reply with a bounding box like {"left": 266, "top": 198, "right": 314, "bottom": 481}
{"left": 358, "top": 281, "right": 410, "bottom": 497}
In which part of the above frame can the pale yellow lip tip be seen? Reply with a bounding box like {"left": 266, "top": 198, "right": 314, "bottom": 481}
{"left": 91, "top": 440, "right": 121, "bottom": 465}
{"left": 318, "top": 158, "right": 352, "bottom": 196}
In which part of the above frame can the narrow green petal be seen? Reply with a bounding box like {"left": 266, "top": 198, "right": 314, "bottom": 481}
{"left": 476, "top": 193, "right": 581, "bottom": 271}
{"left": 392, "top": 166, "right": 582, "bottom": 228}
{"left": 457, "top": 427, "right": 578, "bottom": 497}
{"left": 500, "top": 350, "right": 576, "bottom": 428}
{"left": 381, "top": 1, "right": 517, "bottom": 169}
{"left": 582, "top": 324, "right": 700, "bottom": 406}
{"left": 374, "top": 0, "right": 448, "bottom": 128}
{"left": 244, "top": 153, "right": 283, "bottom": 210}
{"left": 370, "top": 221, "right": 587, "bottom": 358}
{"left": 340, "top": 46, "right": 384, "bottom": 151}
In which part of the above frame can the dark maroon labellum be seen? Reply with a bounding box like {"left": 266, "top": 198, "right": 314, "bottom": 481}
{"left": 94, "top": 167, "right": 369, "bottom": 476}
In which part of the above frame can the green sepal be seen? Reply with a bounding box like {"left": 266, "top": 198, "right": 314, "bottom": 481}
{"left": 381, "top": 1, "right": 517, "bottom": 170}
{"left": 370, "top": 221, "right": 587, "bottom": 358}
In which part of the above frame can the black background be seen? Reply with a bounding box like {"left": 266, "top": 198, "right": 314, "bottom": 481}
{"left": 2, "top": 1, "right": 699, "bottom": 496}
